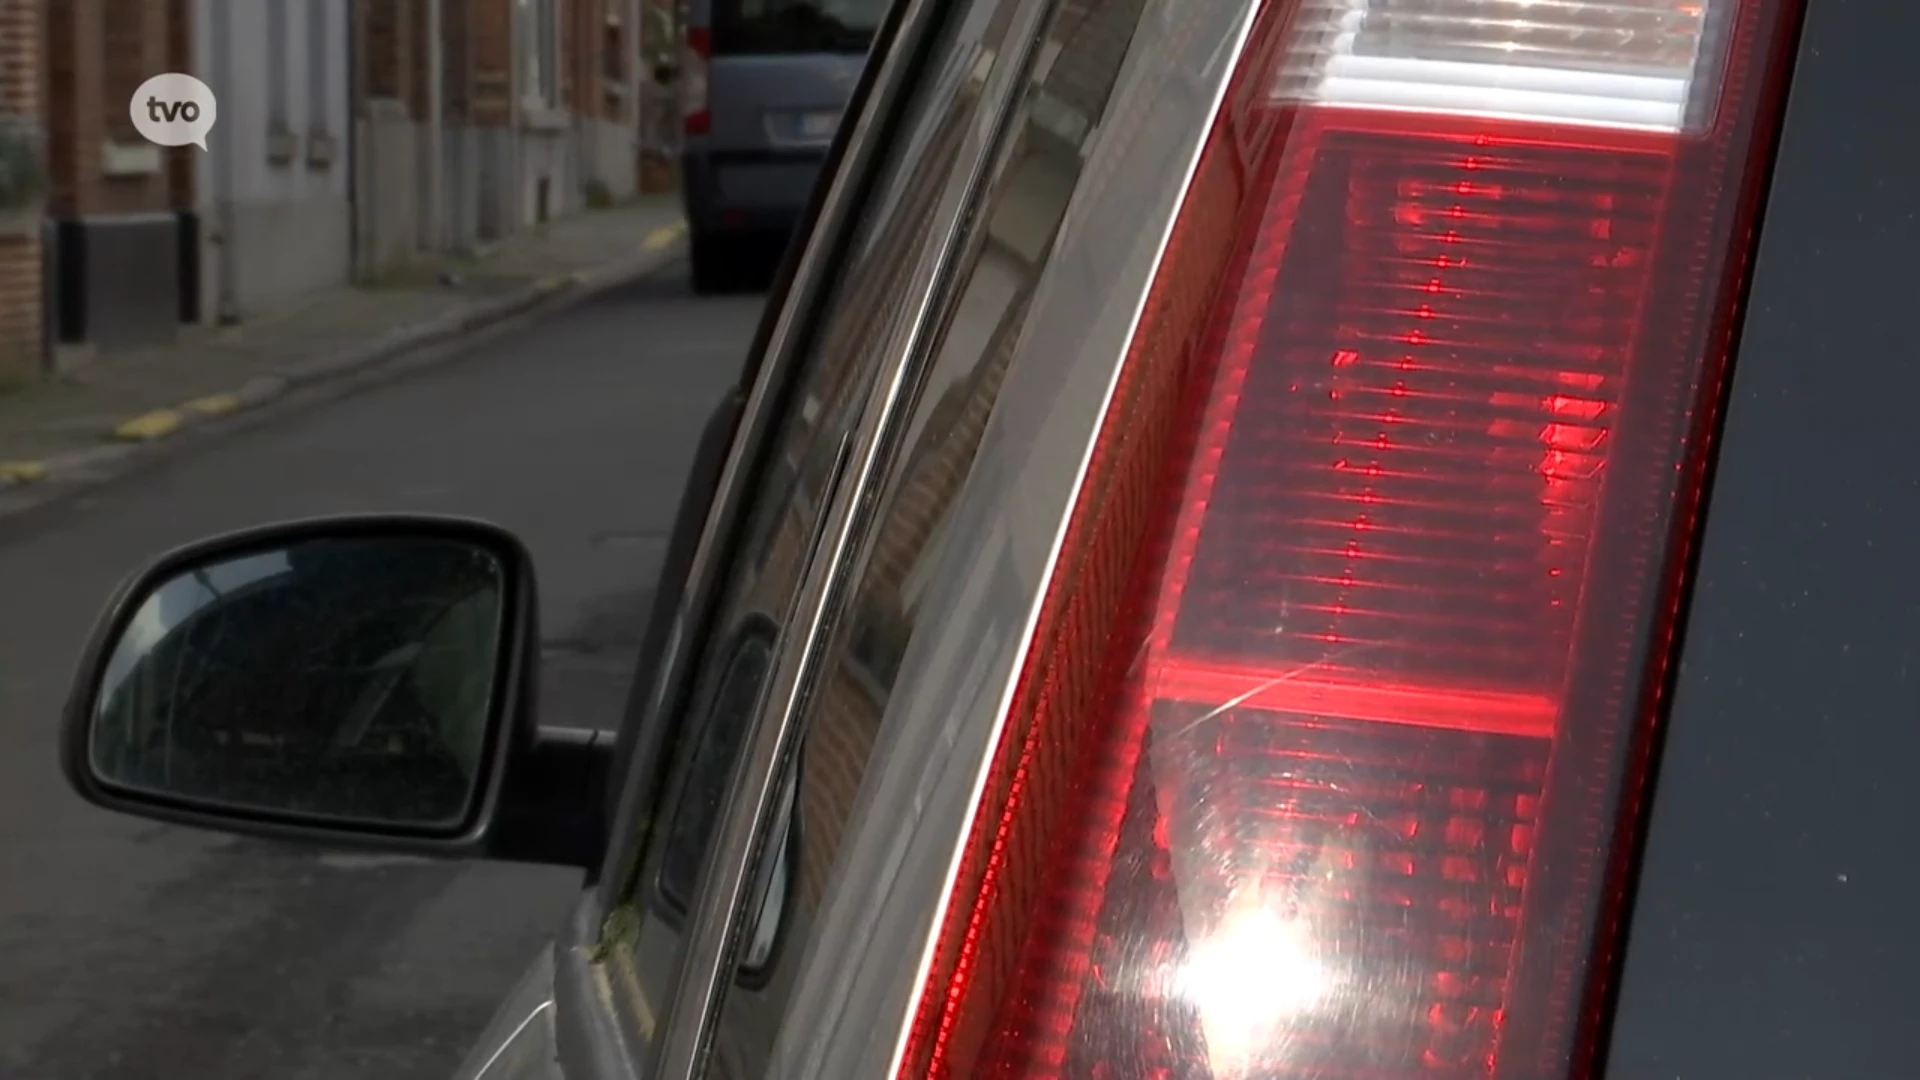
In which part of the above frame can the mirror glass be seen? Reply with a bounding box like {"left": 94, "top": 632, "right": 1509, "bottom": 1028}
{"left": 88, "top": 535, "right": 510, "bottom": 830}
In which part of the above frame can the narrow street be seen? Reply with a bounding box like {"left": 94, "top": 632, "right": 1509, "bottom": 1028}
{"left": 0, "top": 264, "right": 759, "bottom": 1079}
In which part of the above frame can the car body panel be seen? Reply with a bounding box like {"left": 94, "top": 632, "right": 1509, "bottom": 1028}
{"left": 648, "top": 0, "right": 1063, "bottom": 1070}
{"left": 757, "top": 0, "right": 1256, "bottom": 1074}
{"left": 452, "top": 945, "right": 562, "bottom": 1080}
{"left": 1603, "top": 1, "right": 1920, "bottom": 1076}
{"left": 697, "top": 0, "right": 1174, "bottom": 1070}
{"left": 594, "top": 0, "right": 1039, "bottom": 1073}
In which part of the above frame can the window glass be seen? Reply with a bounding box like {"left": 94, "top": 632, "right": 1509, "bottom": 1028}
{"left": 652, "top": 617, "right": 799, "bottom": 987}
{"left": 713, "top": 0, "right": 895, "bottom": 55}
{"left": 656, "top": 622, "right": 776, "bottom": 914}
{"left": 515, "top": 0, "right": 560, "bottom": 106}
{"left": 597, "top": 0, "right": 991, "bottom": 1053}
{"left": 705, "top": 0, "right": 1154, "bottom": 1070}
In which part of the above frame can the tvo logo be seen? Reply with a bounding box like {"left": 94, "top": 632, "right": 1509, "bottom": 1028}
{"left": 129, "top": 73, "right": 218, "bottom": 151}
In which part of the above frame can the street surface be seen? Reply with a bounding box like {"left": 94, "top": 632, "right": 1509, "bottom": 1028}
{"left": 0, "top": 263, "right": 759, "bottom": 1079}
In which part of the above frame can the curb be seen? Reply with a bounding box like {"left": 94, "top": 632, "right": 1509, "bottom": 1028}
{"left": 0, "top": 220, "right": 688, "bottom": 516}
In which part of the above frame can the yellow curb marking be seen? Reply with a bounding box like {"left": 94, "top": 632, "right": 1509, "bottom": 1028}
{"left": 183, "top": 393, "right": 241, "bottom": 417}
{"left": 0, "top": 460, "right": 45, "bottom": 484}
{"left": 98, "top": 220, "right": 692, "bottom": 454}
{"left": 641, "top": 220, "right": 687, "bottom": 252}
{"left": 115, "top": 410, "right": 184, "bottom": 442}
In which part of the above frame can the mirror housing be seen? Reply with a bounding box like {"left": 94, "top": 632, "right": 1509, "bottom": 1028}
{"left": 60, "top": 514, "right": 612, "bottom": 869}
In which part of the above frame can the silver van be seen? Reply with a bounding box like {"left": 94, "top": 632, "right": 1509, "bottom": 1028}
{"left": 679, "top": 0, "right": 885, "bottom": 293}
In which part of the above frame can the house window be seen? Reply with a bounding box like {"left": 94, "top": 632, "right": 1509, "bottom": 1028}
{"left": 516, "top": 0, "right": 561, "bottom": 109}
{"left": 308, "top": 0, "right": 332, "bottom": 137}
{"left": 267, "top": 0, "right": 290, "bottom": 132}
{"left": 604, "top": 6, "right": 625, "bottom": 84}
{"left": 101, "top": 0, "right": 147, "bottom": 141}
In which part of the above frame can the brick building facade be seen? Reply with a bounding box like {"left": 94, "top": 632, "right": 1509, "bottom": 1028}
{"left": 355, "top": 0, "right": 643, "bottom": 275}
{"left": 0, "top": 0, "right": 44, "bottom": 381}
{"left": 0, "top": 0, "right": 643, "bottom": 371}
{"left": 43, "top": 0, "right": 190, "bottom": 352}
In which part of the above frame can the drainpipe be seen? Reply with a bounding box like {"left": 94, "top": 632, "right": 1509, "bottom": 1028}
{"left": 345, "top": 0, "right": 356, "bottom": 276}
{"left": 426, "top": 0, "right": 444, "bottom": 251}
{"left": 628, "top": 0, "right": 642, "bottom": 181}
{"left": 509, "top": 0, "right": 524, "bottom": 235}
{"left": 209, "top": 0, "right": 239, "bottom": 324}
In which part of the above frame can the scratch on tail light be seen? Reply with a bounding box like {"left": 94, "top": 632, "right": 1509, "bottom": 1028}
{"left": 895, "top": 1, "right": 1803, "bottom": 1078}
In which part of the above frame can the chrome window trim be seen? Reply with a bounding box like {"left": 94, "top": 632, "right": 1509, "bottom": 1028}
{"left": 760, "top": 2, "right": 1264, "bottom": 1076}
{"left": 595, "top": 0, "right": 947, "bottom": 915}
{"left": 649, "top": 0, "right": 1068, "bottom": 1075}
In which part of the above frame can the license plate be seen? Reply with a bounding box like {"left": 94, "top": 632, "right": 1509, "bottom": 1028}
{"left": 799, "top": 111, "right": 839, "bottom": 139}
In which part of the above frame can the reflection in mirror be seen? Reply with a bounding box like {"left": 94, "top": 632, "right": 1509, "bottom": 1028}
{"left": 88, "top": 536, "right": 509, "bottom": 830}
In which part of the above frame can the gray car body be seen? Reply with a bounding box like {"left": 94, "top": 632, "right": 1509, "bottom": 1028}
{"left": 456, "top": 0, "right": 1906, "bottom": 1077}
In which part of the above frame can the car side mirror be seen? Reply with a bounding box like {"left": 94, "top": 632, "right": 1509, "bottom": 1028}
{"left": 60, "top": 514, "right": 612, "bottom": 869}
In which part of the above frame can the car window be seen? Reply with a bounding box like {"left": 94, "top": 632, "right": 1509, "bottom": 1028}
{"left": 713, "top": 0, "right": 893, "bottom": 55}
{"left": 705, "top": 0, "right": 1154, "bottom": 1070}
{"left": 595, "top": 0, "right": 992, "bottom": 1053}
{"left": 655, "top": 618, "right": 777, "bottom": 916}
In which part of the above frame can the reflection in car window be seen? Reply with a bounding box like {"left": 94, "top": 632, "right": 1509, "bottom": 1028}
{"left": 648, "top": 619, "right": 803, "bottom": 975}
{"left": 600, "top": 2, "right": 988, "bottom": 1053}
{"left": 707, "top": 0, "right": 1153, "bottom": 1067}
{"left": 658, "top": 624, "right": 776, "bottom": 914}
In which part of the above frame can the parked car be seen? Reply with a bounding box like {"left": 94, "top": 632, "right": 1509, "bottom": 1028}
{"left": 65, "top": 0, "right": 1907, "bottom": 1078}
{"left": 678, "top": 0, "right": 887, "bottom": 294}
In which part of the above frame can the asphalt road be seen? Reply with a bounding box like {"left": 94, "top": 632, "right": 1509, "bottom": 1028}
{"left": 0, "top": 263, "right": 760, "bottom": 1079}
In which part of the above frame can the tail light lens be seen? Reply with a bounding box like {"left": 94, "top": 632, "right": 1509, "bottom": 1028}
{"left": 900, "top": 1, "right": 1800, "bottom": 1078}
{"left": 685, "top": 26, "right": 711, "bottom": 135}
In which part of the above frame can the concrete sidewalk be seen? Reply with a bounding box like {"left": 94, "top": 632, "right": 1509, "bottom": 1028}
{"left": 0, "top": 196, "right": 688, "bottom": 495}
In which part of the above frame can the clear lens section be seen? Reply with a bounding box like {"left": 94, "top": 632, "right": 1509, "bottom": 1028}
{"left": 1275, "top": 0, "right": 1728, "bottom": 131}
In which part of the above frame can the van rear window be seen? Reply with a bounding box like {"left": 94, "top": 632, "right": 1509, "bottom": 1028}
{"left": 712, "top": 0, "right": 887, "bottom": 55}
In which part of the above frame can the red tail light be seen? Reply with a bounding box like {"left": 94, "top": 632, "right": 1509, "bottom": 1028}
{"left": 685, "top": 26, "right": 711, "bottom": 136}
{"left": 901, "top": 1, "right": 1801, "bottom": 1078}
